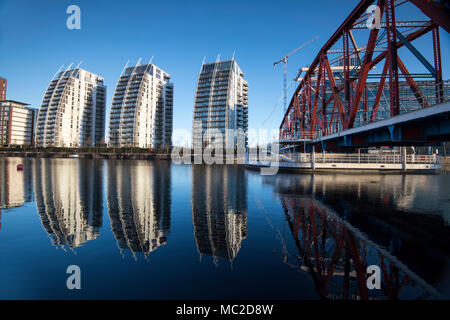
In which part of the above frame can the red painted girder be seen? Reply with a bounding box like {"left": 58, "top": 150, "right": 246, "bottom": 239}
{"left": 397, "top": 56, "right": 429, "bottom": 108}
{"left": 343, "top": 30, "right": 352, "bottom": 119}
{"left": 371, "top": 59, "right": 389, "bottom": 122}
{"left": 432, "top": 26, "right": 443, "bottom": 104}
{"left": 409, "top": 0, "right": 450, "bottom": 33}
{"left": 386, "top": 0, "right": 401, "bottom": 117}
{"left": 310, "top": 61, "right": 324, "bottom": 133}
{"left": 323, "top": 55, "right": 347, "bottom": 127}
{"left": 280, "top": 0, "right": 377, "bottom": 129}
{"left": 347, "top": 0, "right": 385, "bottom": 129}
{"left": 370, "top": 23, "right": 435, "bottom": 68}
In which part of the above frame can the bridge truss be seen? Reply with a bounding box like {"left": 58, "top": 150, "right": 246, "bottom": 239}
{"left": 279, "top": 0, "right": 449, "bottom": 143}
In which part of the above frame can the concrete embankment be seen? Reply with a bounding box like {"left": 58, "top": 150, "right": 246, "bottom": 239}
{"left": 0, "top": 151, "right": 170, "bottom": 160}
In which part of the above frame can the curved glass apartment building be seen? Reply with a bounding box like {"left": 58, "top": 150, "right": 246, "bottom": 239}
{"left": 108, "top": 63, "right": 173, "bottom": 149}
{"left": 35, "top": 67, "right": 106, "bottom": 147}
{"left": 193, "top": 59, "right": 248, "bottom": 149}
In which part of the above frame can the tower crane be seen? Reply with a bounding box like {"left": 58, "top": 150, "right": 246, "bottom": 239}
{"left": 274, "top": 36, "right": 318, "bottom": 113}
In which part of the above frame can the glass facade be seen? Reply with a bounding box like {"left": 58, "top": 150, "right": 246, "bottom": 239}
{"left": 193, "top": 59, "right": 248, "bottom": 149}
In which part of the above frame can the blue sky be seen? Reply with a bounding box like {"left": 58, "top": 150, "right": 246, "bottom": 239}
{"left": 0, "top": 0, "right": 448, "bottom": 136}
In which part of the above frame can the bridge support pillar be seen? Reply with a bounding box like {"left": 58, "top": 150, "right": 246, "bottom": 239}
{"left": 311, "top": 150, "right": 316, "bottom": 169}
{"left": 402, "top": 147, "right": 407, "bottom": 171}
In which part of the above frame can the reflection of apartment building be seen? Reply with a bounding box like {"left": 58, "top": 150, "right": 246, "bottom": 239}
{"left": 33, "top": 159, "right": 103, "bottom": 248}
{"left": 0, "top": 77, "right": 6, "bottom": 101}
{"left": 191, "top": 165, "right": 247, "bottom": 262}
{"left": 36, "top": 67, "right": 106, "bottom": 147}
{"left": 109, "top": 62, "right": 173, "bottom": 149}
{"left": 193, "top": 59, "right": 248, "bottom": 149}
{"left": 0, "top": 100, "right": 37, "bottom": 146}
{"left": 0, "top": 158, "right": 33, "bottom": 208}
{"left": 106, "top": 160, "right": 171, "bottom": 258}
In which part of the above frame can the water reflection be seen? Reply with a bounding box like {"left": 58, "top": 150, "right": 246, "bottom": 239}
{"left": 280, "top": 195, "right": 438, "bottom": 299}
{"left": 33, "top": 159, "right": 103, "bottom": 248}
{"left": 261, "top": 172, "right": 450, "bottom": 299}
{"left": 266, "top": 173, "right": 450, "bottom": 290}
{"left": 191, "top": 165, "right": 247, "bottom": 264}
{"left": 0, "top": 157, "right": 449, "bottom": 299}
{"left": 0, "top": 158, "right": 33, "bottom": 209}
{"left": 267, "top": 173, "right": 450, "bottom": 224}
{"left": 106, "top": 160, "right": 171, "bottom": 259}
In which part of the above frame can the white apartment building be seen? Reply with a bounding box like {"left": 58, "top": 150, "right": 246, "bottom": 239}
{"left": 35, "top": 67, "right": 106, "bottom": 147}
{"left": 109, "top": 62, "right": 173, "bottom": 149}
{"left": 193, "top": 59, "right": 248, "bottom": 149}
{"left": 0, "top": 100, "right": 36, "bottom": 146}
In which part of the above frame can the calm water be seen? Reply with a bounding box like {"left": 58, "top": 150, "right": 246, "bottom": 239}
{"left": 0, "top": 157, "right": 449, "bottom": 300}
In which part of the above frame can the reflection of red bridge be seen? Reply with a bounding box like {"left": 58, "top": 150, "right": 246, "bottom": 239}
{"left": 281, "top": 196, "right": 438, "bottom": 299}
{"left": 279, "top": 0, "right": 450, "bottom": 150}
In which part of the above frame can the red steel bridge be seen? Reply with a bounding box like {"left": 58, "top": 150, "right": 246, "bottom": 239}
{"left": 279, "top": 0, "right": 450, "bottom": 151}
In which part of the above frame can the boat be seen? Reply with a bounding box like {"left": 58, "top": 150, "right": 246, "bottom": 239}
{"left": 69, "top": 154, "right": 79, "bottom": 158}
{"left": 17, "top": 164, "right": 24, "bottom": 171}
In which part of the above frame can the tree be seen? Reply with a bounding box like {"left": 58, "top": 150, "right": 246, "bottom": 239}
{"left": 85, "top": 137, "right": 93, "bottom": 147}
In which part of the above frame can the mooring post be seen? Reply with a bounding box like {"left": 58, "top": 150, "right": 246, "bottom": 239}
{"left": 311, "top": 150, "right": 315, "bottom": 169}
{"left": 402, "top": 147, "right": 407, "bottom": 171}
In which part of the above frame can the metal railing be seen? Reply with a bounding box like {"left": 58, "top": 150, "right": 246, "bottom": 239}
{"left": 286, "top": 153, "right": 440, "bottom": 164}
{"left": 249, "top": 152, "right": 440, "bottom": 165}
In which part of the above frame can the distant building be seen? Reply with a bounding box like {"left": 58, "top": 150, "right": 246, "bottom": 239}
{"left": 0, "top": 100, "right": 36, "bottom": 146}
{"left": 109, "top": 62, "right": 173, "bottom": 149}
{"left": 193, "top": 59, "right": 248, "bottom": 149}
{"left": 296, "top": 62, "right": 450, "bottom": 133}
{"left": 364, "top": 80, "right": 450, "bottom": 124}
{"left": 0, "top": 77, "right": 6, "bottom": 101}
{"left": 35, "top": 67, "right": 106, "bottom": 147}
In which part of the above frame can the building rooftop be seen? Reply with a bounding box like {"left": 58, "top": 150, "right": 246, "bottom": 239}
{"left": 0, "top": 100, "right": 31, "bottom": 107}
